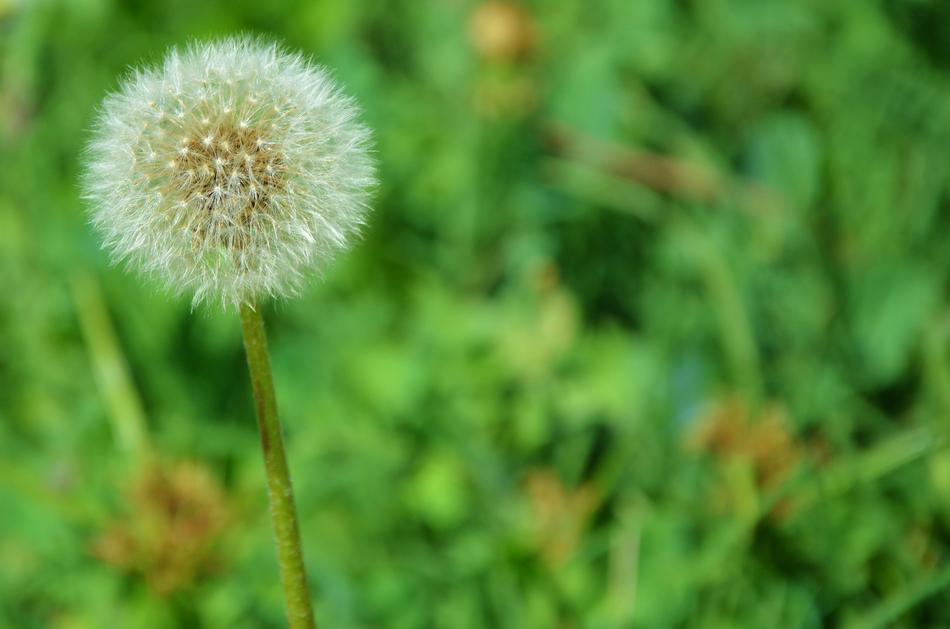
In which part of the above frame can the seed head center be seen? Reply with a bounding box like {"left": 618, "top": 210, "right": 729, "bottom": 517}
{"left": 171, "top": 124, "right": 283, "bottom": 215}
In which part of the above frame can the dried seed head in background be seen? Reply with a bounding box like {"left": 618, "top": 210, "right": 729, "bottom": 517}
{"left": 91, "top": 461, "right": 230, "bottom": 595}
{"left": 469, "top": 1, "right": 535, "bottom": 64}
{"left": 83, "top": 37, "right": 375, "bottom": 307}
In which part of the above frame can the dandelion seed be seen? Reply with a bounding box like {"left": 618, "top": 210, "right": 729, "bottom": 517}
{"left": 83, "top": 36, "right": 375, "bottom": 307}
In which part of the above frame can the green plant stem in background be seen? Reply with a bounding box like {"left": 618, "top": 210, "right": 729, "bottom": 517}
{"left": 239, "top": 303, "right": 317, "bottom": 629}
{"left": 71, "top": 271, "right": 149, "bottom": 457}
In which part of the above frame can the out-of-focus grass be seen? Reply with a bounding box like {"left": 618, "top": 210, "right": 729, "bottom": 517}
{"left": 1, "top": 1, "right": 950, "bottom": 627}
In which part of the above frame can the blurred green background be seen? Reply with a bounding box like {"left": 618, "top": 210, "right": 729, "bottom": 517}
{"left": 3, "top": 0, "right": 950, "bottom": 627}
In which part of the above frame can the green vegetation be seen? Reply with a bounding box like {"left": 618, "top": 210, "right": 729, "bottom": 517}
{"left": 2, "top": 0, "right": 950, "bottom": 627}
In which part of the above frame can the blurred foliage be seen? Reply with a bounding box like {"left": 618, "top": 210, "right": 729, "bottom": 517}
{"left": 2, "top": 0, "right": 950, "bottom": 627}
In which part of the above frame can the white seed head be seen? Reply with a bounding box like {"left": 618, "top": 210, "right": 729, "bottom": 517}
{"left": 83, "top": 37, "right": 375, "bottom": 307}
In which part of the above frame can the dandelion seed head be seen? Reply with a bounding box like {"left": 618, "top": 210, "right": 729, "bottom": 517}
{"left": 83, "top": 37, "right": 375, "bottom": 307}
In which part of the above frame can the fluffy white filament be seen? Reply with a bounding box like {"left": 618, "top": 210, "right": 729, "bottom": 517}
{"left": 83, "top": 37, "right": 375, "bottom": 307}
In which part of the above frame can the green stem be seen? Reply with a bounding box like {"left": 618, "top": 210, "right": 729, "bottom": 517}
{"left": 239, "top": 302, "right": 316, "bottom": 629}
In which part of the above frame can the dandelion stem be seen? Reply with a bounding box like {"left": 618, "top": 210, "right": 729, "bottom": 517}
{"left": 239, "top": 302, "right": 316, "bottom": 629}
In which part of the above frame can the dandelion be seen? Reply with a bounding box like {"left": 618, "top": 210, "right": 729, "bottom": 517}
{"left": 83, "top": 36, "right": 374, "bottom": 308}
{"left": 82, "top": 37, "right": 375, "bottom": 629}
